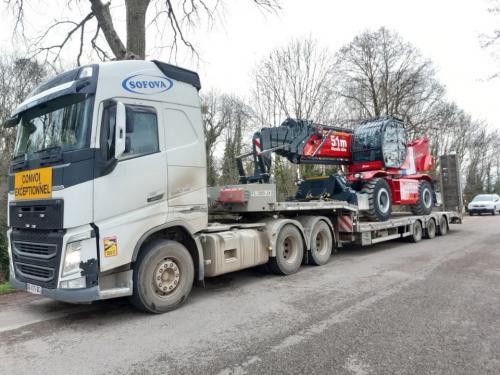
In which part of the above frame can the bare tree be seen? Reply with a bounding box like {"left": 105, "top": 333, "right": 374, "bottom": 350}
{"left": 334, "top": 27, "right": 445, "bottom": 135}
{"left": 0, "top": 57, "right": 46, "bottom": 166}
{"left": 219, "top": 96, "right": 252, "bottom": 185}
{"left": 0, "top": 55, "right": 46, "bottom": 280}
{"left": 482, "top": 0, "right": 500, "bottom": 78}
{"left": 252, "top": 37, "right": 337, "bottom": 127}
{"left": 6, "top": 0, "right": 280, "bottom": 64}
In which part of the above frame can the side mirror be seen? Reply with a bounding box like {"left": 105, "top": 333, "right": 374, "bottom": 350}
{"left": 115, "top": 102, "right": 126, "bottom": 159}
{"left": 3, "top": 116, "right": 20, "bottom": 128}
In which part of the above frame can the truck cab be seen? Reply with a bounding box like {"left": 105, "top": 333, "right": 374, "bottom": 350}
{"left": 6, "top": 60, "right": 207, "bottom": 307}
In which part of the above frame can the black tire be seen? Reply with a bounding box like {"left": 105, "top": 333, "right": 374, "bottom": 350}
{"left": 424, "top": 218, "right": 436, "bottom": 239}
{"left": 361, "top": 177, "right": 392, "bottom": 221}
{"left": 129, "top": 239, "right": 194, "bottom": 314}
{"left": 408, "top": 220, "right": 423, "bottom": 243}
{"left": 269, "top": 224, "right": 304, "bottom": 275}
{"left": 492, "top": 210, "right": 497, "bottom": 216}
{"left": 437, "top": 216, "right": 448, "bottom": 236}
{"left": 308, "top": 221, "right": 333, "bottom": 266}
{"left": 410, "top": 180, "right": 433, "bottom": 215}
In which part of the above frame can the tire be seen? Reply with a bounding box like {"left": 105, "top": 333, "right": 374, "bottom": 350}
{"left": 129, "top": 239, "right": 194, "bottom": 313}
{"left": 361, "top": 177, "right": 392, "bottom": 221}
{"left": 436, "top": 216, "right": 448, "bottom": 236}
{"left": 492, "top": 210, "right": 497, "bottom": 216}
{"left": 424, "top": 218, "right": 436, "bottom": 239}
{"left": 408, "top": 220, "right": 423, "bottom": 243}
{"left": 308, "top": 221, "right": 333, "bottom": 266}
{"left": 410, "top": 180, "right": 433, "bottom": 215}
{"left": 269, "top": 224, "right": 304, "bottom": 275}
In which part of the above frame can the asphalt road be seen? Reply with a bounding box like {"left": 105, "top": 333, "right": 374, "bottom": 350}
{"left": 1, "top": 216, "right": 499, "bottom": 375}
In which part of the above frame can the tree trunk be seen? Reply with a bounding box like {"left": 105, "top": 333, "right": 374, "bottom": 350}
{"left": 125, "top": 0, "right": 150, "bottom": 59}
{"left": 89, "top": 0, "right": 127, "bottom": 59}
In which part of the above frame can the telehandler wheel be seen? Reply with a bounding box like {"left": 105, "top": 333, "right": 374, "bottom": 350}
{"left": 269, "top": 224, "right": 304, "bottom": 275}
{"left": 130, "top": 239, "right": 194, "bottom": 313}
{"left": 408, "top": 220, "right": 423, "bottom": 243}
{"left": 437, "top": 216, "right": 449, "bottom": 236}
{"left": 410, "top": 180, "right": 433, "bottom": 215}
{"left": 361, "top": 177, "right": 392, "bottom": 221}
{"left": 308, "top": 221, "right": 333, "bottom": 266}
{"left": 424, "top": 218, "right": 436, "bottom": 239}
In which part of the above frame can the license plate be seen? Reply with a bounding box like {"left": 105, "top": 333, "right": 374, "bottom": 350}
{"left": 27, "top": 283, "right": 42, "bottom": 295}
{"left": 14, "top": 167, "right": 53, "bottom": 200}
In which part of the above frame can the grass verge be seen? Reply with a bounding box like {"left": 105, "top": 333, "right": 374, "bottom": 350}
{"left": 0, "top": 281, "right": 14, "bottom": 295}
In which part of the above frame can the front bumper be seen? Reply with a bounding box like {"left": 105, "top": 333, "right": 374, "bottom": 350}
{"left": 468, "top": 208, "right": 495, "bottom": 214}
{"left": 10, "top": 276, "right": 100, "bottom": 303}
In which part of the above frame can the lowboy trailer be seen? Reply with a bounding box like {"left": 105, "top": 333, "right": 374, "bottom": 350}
{"left": 4, "top": 60, "right": 462, "bottom": 313}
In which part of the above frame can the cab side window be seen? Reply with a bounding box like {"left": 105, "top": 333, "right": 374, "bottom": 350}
{"left": 123, "top": 105, "right": 159, "bottom": 158}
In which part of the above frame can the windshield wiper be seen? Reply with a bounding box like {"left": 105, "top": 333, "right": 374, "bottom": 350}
{"left": 12, "top": 153, "right": 27, "bottom": 161}
{"left": 34, "top": 145, "right": 63, "bottom": 154}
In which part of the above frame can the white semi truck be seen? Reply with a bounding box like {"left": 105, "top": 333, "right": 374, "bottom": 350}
{"left": 4, "top": 60, "right": 462, "bottom": 313}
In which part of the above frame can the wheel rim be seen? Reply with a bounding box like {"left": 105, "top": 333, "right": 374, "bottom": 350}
{"left": 282, "top": 235, "right": 299, "bottom": 264}
{"left": 423, "top": 188, "right": 432, "bottom": 208}
{"left": 314, "top": 229, "right": 329, "bottom": 256}
{"left": 153, "top": 257, "right": 181, "bottom": 297}
{"left": 377, "top": 188, "right": 390, "bottom": 213}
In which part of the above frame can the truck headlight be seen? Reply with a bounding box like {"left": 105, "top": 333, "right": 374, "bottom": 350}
{"left": 63, "top": 241, "right": 82, "bottom": 276}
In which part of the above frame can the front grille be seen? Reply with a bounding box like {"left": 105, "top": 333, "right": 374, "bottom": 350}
{"left": 11, "top": 229, "right": 64, "bottom": 289}
{"left": 13, "top": 241, "right": 57, "bottom": 259}
{"left": 16, "top": 263, "right": 54, "bottom": 282}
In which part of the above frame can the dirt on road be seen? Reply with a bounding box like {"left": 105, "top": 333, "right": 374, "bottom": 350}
{"left": 1, "top": 216, "right": 499, "bottom": 375}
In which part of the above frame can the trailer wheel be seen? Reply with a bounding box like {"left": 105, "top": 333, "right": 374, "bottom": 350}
{"left": 409, "top": 221, "right": 423, "bottom": 243}
{"left": 437, "top": 216, "right": 449, "bottom": 236}
{"left": 410, "top": 180, "right": 433, "bottom": 215}
{"left": 130, "top": 239, "right": 194, "bottom": 313}
{"left": 424, "top": 218, "right": 436, "bottom": 239}
{"left": 308, "top": 221, "right": 333, "bottom": 266}
{"left": 361, "top": 177, "right": 392, "bottom": 221}
{"left": 269, "top": 225, "right": 304, "bottom": 275}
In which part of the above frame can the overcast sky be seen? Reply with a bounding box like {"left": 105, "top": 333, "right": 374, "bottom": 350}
{"left": 1, "top": 0, "right": 499, "bottom": 130}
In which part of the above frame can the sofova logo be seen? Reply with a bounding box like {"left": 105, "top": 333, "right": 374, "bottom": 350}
{"left": 122, "top": 74, "right": 173, "bottom": 95}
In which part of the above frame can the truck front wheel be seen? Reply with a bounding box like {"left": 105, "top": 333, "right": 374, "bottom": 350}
{"left": 269, "top": 224, "right": 304, "bottom": 275}
{"left": 130, "top": 239, "right": 194, "bottom": 313}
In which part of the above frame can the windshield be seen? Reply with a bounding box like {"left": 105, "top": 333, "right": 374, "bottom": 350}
{"left": 472, "top": 195, "right": 494, "bottom": 202}
{"left": 13, "top": 94, "right": 94, "bottom": 159}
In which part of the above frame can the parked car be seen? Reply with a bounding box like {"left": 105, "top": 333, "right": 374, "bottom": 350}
{"left": 468, "top": 194, "right": 500, "bottom": 215}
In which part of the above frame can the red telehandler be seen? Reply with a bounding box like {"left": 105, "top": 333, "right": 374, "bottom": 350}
{"left": 236, "top": 116, "right": 434, "bottom": 221}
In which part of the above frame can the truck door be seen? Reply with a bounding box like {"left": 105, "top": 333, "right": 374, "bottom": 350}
{"left": 93, "top": 99, "right": 167, "bottom": 271}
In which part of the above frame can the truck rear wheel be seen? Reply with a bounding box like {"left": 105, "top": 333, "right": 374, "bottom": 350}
{"left": 409, "top": 220, "right": 423, "bottom": 243}
{"left": 130, "top": 239, "right": 194, "bottom": 313}
{"left": 308, "top": 221, "right": 333, "bottom": 266}
{"left": 361, "top": 177, "right": 392, "bottom": 222}
{"left": 424, "top": 218, "right": 436, "bottom": 239}
{"left": 437, "top": 216, "right": 448, "bottom": 236}
{"left": 269, "top": 224, "right": 304, "bottom": 275}
{"left": 410, "top": 180, "right": 433, "bottom": 215}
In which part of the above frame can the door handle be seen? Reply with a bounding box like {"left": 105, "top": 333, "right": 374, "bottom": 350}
{"left": 147, "top": 192, "right": 164, "bottom": 203}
